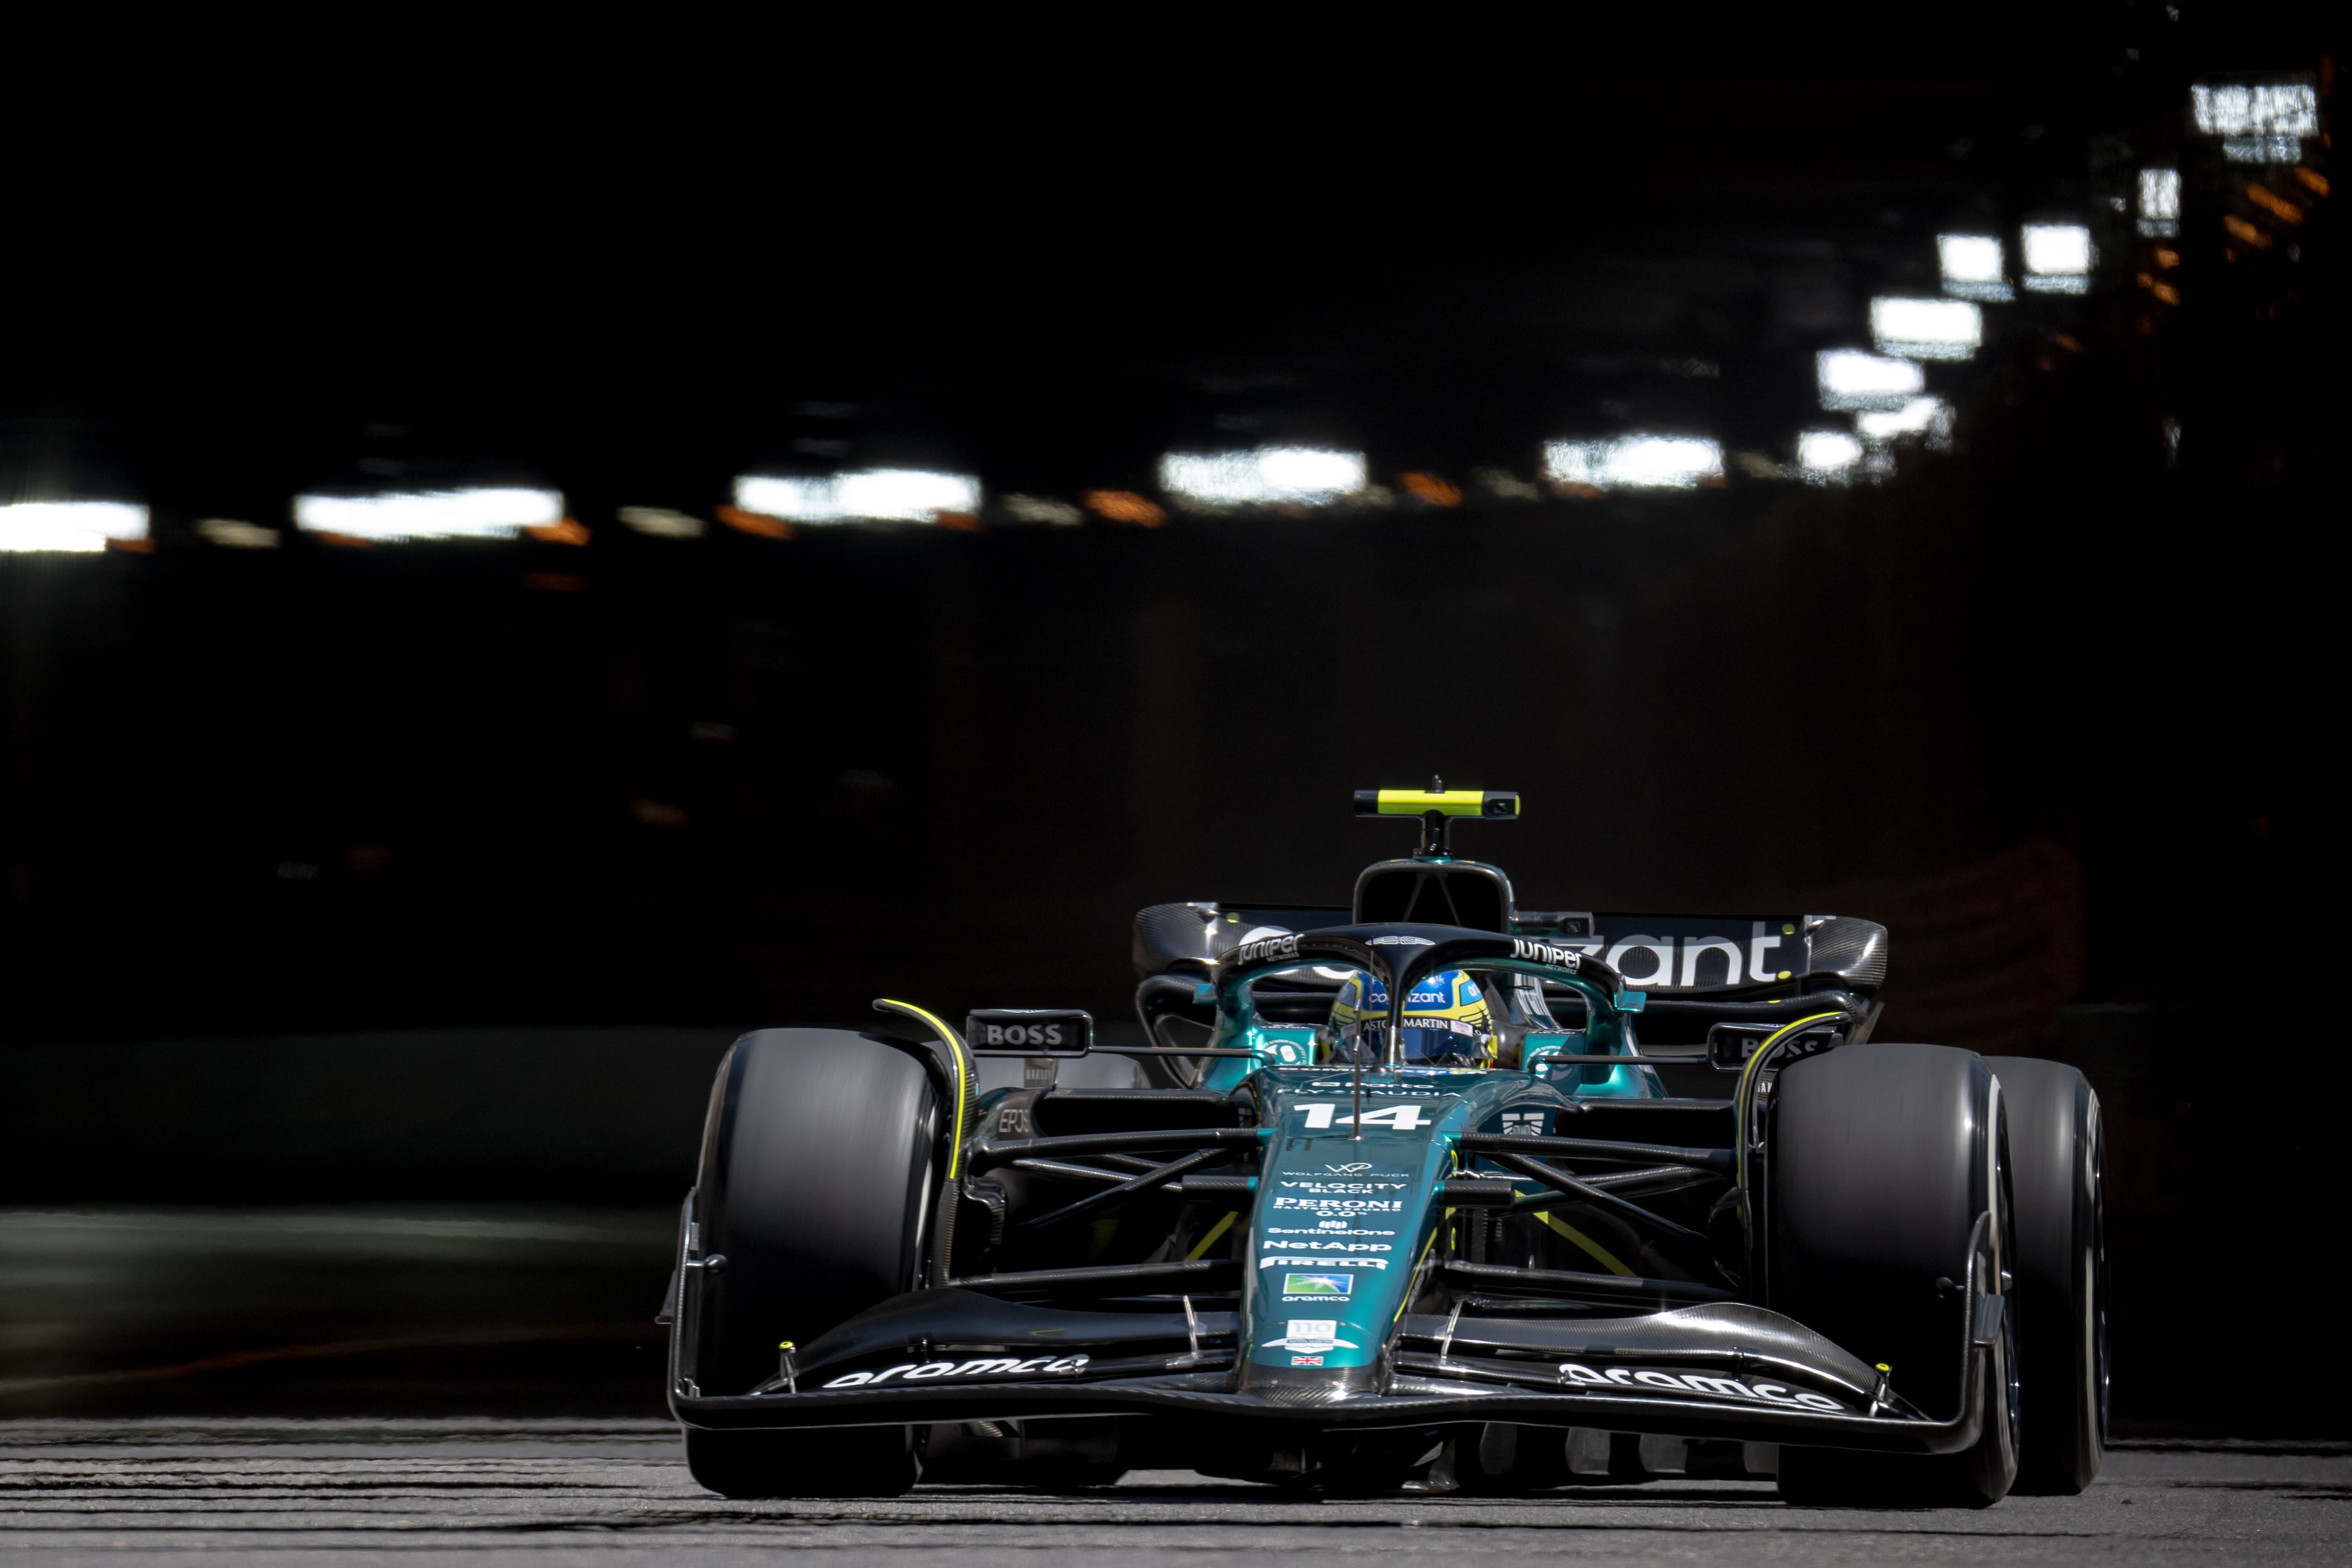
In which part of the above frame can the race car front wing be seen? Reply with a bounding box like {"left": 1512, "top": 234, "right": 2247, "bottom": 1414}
{"left": 670, "top": 1258, "right": 2000, "bottom": 1458}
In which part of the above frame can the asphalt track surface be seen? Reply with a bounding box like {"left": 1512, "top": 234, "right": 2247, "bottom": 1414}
{"left": 3, "top": 1422, "right": 2348, "bottom": 1566}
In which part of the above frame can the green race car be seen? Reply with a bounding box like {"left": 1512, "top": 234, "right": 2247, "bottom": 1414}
{"left": 663, "top": 787, "right": 2104, "bottom": 1506}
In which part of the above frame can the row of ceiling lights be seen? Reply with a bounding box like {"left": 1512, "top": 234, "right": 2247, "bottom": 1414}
{"left": 6, "top": 84, "right": 2317, "bottom": 551}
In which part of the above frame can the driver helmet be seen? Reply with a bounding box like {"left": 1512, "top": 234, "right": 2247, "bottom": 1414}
{"left": 1328, "top": 968, "right": 1498, "bottom": 1068}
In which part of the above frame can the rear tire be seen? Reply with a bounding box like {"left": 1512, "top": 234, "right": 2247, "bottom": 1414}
{"left": 1767, "top": 1044, "right": 2019, "bottom": 1508}
{"left": 681, "top": 1029, "right": 940, "bottom": 1498}
{"left": 1985, "top": 1056, "right": 2106, "bottom": 1495}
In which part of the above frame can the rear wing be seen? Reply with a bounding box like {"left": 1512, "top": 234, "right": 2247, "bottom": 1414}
{"left": 1133, "top": 902, "right": 1886, "bottom": 1000}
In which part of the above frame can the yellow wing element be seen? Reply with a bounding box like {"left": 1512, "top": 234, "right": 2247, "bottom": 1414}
{"left": 1355, "top": 788, "right": 1519, "bottom": 819}
{"left": 873, "top": 999, "right": 973, "bottom": 1178}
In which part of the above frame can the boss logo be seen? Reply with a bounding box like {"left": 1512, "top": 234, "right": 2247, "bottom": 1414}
{"left": 1511, "top": 937, "right": 1582, "bottom": 971}
{"left": 982, "top": 1021, "right": 1067, "bottom": 1047}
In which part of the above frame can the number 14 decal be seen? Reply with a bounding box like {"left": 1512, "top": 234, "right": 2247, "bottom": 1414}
{"left": 1297, "top": 1103, "right": 1431, "bottom": 1131}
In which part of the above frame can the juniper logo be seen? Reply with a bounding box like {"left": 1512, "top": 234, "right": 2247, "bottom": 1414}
{"left": 1237, "top": 933, "right": 1300, "bottom": 963}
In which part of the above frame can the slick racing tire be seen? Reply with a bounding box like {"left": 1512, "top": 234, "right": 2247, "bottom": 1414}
{"left": 1767, "top": 1044, "right": 2020, "bottom": 1509}
{"left": 1985, "top": 1056, "right": 2107, "bottom": 1495}
{"left": 682, "top": 1028, "right": 940, "bottom": 1498}
{"left": 685, "top": 1426, "right": 921, "bottom": 1499}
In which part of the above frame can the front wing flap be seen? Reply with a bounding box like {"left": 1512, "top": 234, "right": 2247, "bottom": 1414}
{"left": 670, "top": 1293, "right": 1985, "bottom": 1457}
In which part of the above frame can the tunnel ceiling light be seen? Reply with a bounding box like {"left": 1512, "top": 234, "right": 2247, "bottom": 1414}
{"left": 1854, "top": 396, "right": 1951, "bottom": 444}
{"left": 1797, "top": 430, "right": 1864, "bottom": 482}
{"left": 1816, "top": 350, "right": 1925, "bottom": 410}
{"left": 734, "top": 469, "right": 980, "bottom": 524}
{"left": 1542, "top": 436, "right": 1724, "bottom": 490}
{"left": 294, "top": 487, "right": 564, "bottom": 542}
{"left": 2138, "top": 168, "right": 2181, "bottom": 236}
{"left": 0, "top": 501, "right": 150, "bottom": 553}
{"left": 1158, "top": 447, "right": 1366, "bottom": 507}
{"left": 2192, "top": 82, "right": 2320, "bottom": 136}
{"left": 1937, "top": 234, "right": 2011, "bottom": 302}
{"left": 2193, "top": 81, "right": 2316, "bottom": 162}
{"left": 2020, "top": 224, "right": 2092, "bottom": 294}
{"left": 1870, "top": 297, "right": 1982, "bottom": 361}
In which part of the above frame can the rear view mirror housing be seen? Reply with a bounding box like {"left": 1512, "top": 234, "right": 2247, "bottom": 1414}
{"left": 1706, "top": 1022, "right": 1777, "bottom": 1073}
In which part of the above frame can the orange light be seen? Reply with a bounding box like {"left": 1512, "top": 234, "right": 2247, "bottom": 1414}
{"left": 1083, "top": 490, "right": 1166, "bottom": 526}
{"left": 2245, "top": 184, "right": 2305, "bottom": 224}
{"left": 2292, "top": 166, "right": 2329, "bottom": 197}
{"left": 2152, "top": 281, "right": 2180, "bottom": 306}
{"left": 2223, "top": 215, "right": 2273, "bottom": 249}
{"left": 524, "top": 517, "right": 591, "bottom": 545}
{"left": 1398, "top": 472, "right": 1463, "bottom": 507}
{"left": 2154, "top": 247, "right": 2181, "bottom": 269}
{"left": 936, "top": 511, "right": 982, "bottom": 532}
{"left": 104, "top": 536, "right": 155, "bottom": 554}
{"left": 716, "top": 505, "right": 793, "bottom": 539}
{"left": 315, "top": 531, "right": 374, "bottom": 549}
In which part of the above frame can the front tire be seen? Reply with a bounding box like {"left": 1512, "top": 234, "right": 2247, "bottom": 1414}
{"left": 1767, "top": 1043, "right": 2019, "bottom": 1508}
{"left": 680, "top": 1028, "right": 940, "bottom": 1498}
{"left": 1985, "top": 1056, "right": 2106, "bottom": 1494}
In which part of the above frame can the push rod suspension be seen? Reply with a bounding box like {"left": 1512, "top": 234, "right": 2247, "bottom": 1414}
{"left": 1458, "top": 1131, "right": 1734, "bottom": 1176}
{"left": 1437, "top": 1260, "right": 1735, "bottom": 1307}
{"left": 969, "top": 1127, "right": 1265, "bottom": 1171}
{"left": 1487, "top": 1150, "right": 1710, "bottom": 1244}
{"left": 1014, "top": 1148, "right": 1229, "bottom": 1233}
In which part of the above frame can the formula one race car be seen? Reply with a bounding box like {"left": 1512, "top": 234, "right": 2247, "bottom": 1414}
{"left": 663, "top": 787, "right": 2105, "bottom": 1507}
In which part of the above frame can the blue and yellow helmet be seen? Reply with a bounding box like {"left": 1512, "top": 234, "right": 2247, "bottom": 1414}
{"left": 1328, "top": 968, "right": 1497, "bottom": 1067}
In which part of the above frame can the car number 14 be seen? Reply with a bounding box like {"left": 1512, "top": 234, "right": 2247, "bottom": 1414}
{"left": 1296, "top": 1103, "right": 1430, "bottom": 1131}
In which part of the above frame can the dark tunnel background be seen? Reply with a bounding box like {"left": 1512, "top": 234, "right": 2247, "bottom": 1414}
{"left": 0, "top": 6, "right": 2338, "bottom": 1435}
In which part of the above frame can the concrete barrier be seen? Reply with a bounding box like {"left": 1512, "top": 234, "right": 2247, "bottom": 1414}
{"left": 1, "top": 1029, "right": 738, "bottom": 1203}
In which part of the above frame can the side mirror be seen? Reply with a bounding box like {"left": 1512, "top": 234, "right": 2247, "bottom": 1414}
{"left": 1706, "top": 1015, "right": 1856, "bottom": 1072}
{"left": 1705, "top": 1022, "right": 1776, "bottom": 1073}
